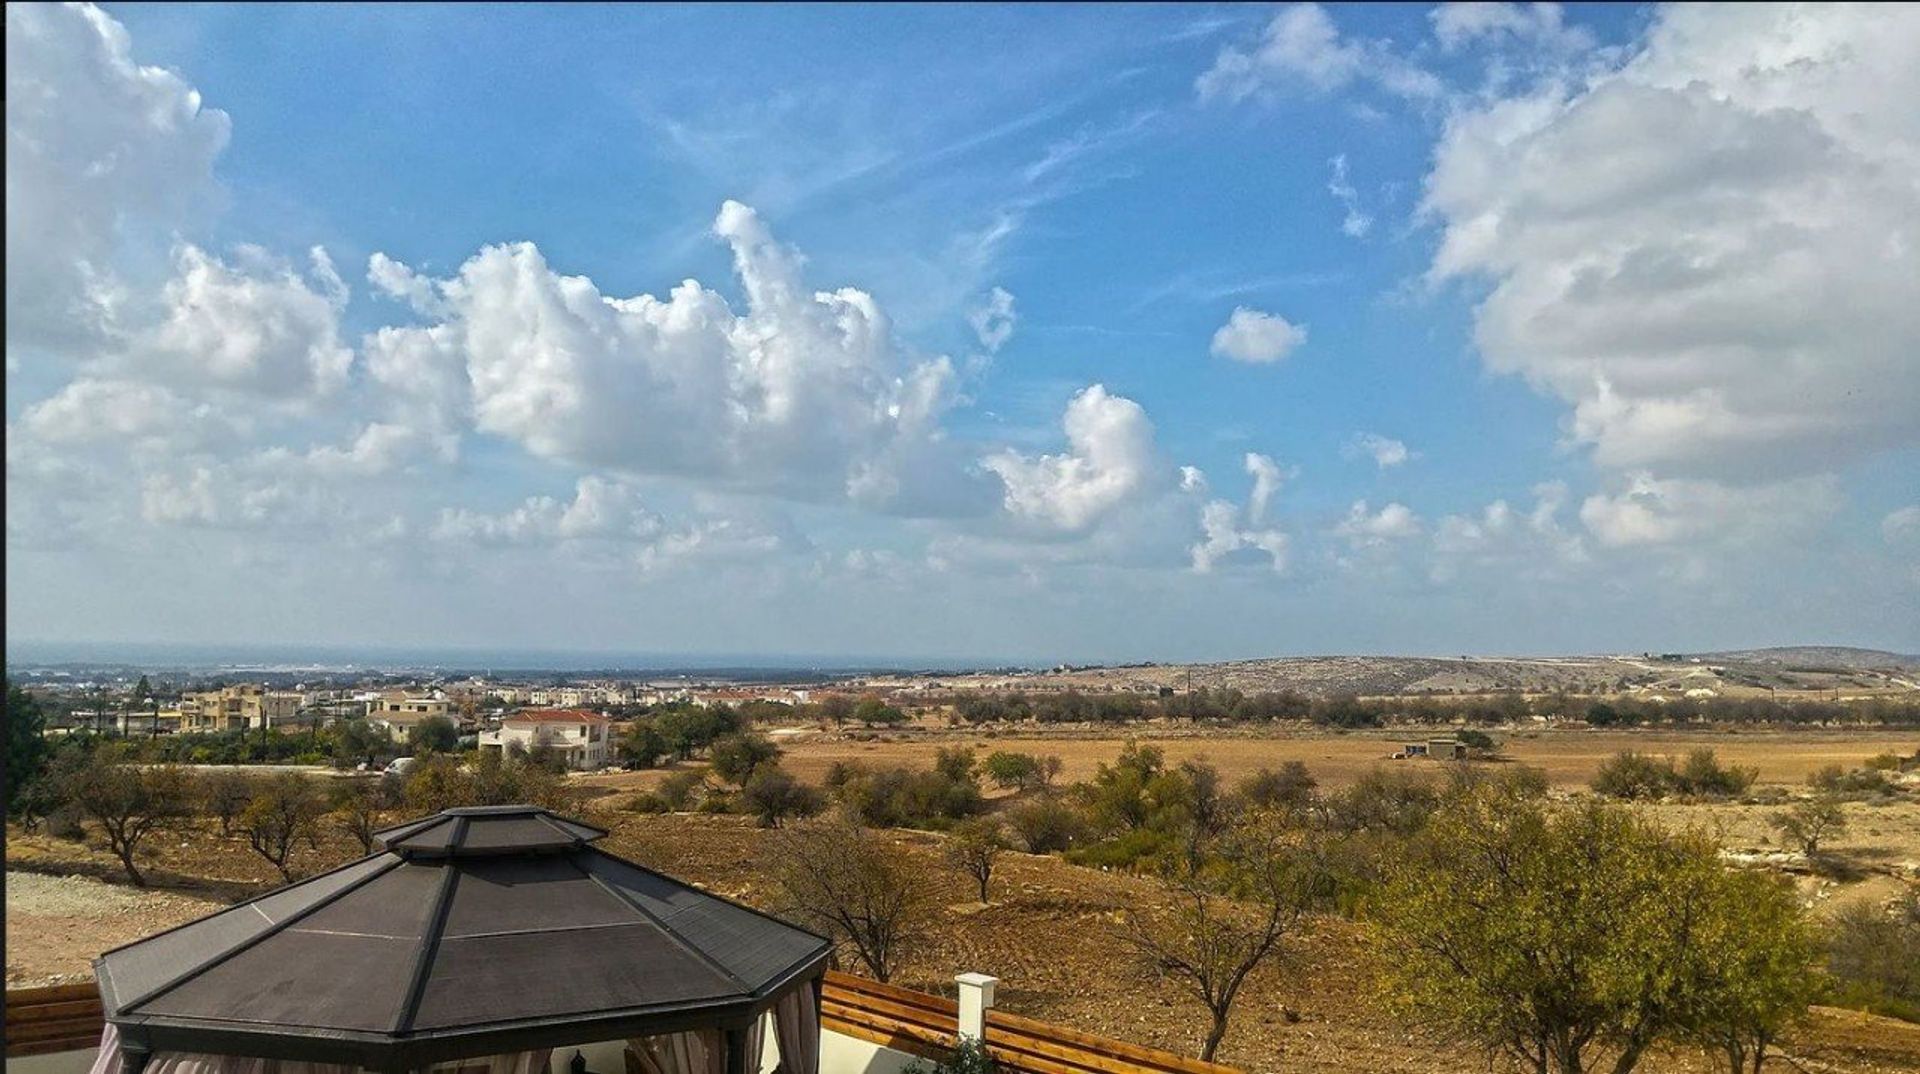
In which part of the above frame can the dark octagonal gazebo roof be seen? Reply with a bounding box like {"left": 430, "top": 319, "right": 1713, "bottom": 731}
{"left": 94, "top": 805, "right": 830, "bottom": 1071}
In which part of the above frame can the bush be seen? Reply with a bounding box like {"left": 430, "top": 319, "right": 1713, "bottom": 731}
{"left": 1592, "top": 751, "right": 1677, "bottom": 800}
{"left": 1003, "top": 794, "right": 1085, "bottom": 854}
{"left": 739, "top": 766, "right": 824, "bottom": 828}
{"left": 709, "top": 732, "right": 782, "bottom": 785}
{"left": 1674, "top": 749, "right": 1757, "bottom": 798}
{"left": 1809, "top": 764, "right": 1892, "bottom": 796}
{"left": 904, "top": 1036, "right": 995, "bottom": 1074}
{"left": 832, "top": 761, "right": 981, "bottom": 829}
{"left": 626, "top": 791, "right": 669, "bottom": 814}
{"left": 1827, "top": 894, "right": 1920, "bottom": 1022}
{"left": 1237, "top": 762, "right": 1317, "bottom": 812}
{"left": 657, "top": 769, "right": 708, "bottom": 811}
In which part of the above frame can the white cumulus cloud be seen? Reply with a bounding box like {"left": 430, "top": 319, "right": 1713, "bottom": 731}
{"left": 5, "top": 2, "right": 230, "bottom": 354}
{"left": 1343, "top": 432, "right": 1413, "bottom": 469}
{"left": 365, "top": 201, "right": 995, "bottom": 516}
{"left": 1426, "top": 4, "right": 1920, "bottom": 488}
{"left": 1210, "top": 307, "right": 1307, "bottom": 365}
{"left": 984, "top": 384, "right": 1163, "bottom": 533}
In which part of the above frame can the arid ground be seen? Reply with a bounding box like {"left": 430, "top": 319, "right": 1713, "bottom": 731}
{"left": 9, "top": 725, "right": 1920, "bottom": 1073}
{"left": 578, "top": 724, "right": 1920, "bottom": 792}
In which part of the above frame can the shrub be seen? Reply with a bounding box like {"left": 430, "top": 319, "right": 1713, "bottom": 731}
{"left": 709, "top": 732, "right": 782, "bottom": 785}
{"left": 1674, "top": 749, "right": 1757, "bottom": 798}
{"left": 1592, "top": 751, "right": 1677, "bottom": 800}
{"left": 1809, "top": 764, "right": 1892, "bottom": 795}
{"left": 658, "top": 769, "right": 708, "bottom": 811}
{"left": 1770, "top": 798, "right": 1847, "bottom": 857}
{"left": 1827, "top": 893, "right": 1920, "bottom": 1022}
{"left": 739, "top": 766, "right": 824, "bottom": 828}
{"left": 1237, "top": 762, "right": 1317, "bottom": 812}
{"left": 983, "top": 751, "right": 1043, "bottom": 791}
{"left": 626, "top": 791, "right": 668, "bottom": 814}
{"left": 832, "top": 762, "right": 981, "bottom": 829}
{"left": 1003, "top": 795, "right": 1085, "bottom": 854}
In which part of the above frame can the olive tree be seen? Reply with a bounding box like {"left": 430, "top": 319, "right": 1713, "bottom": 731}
{"left": 1372, "top": 787, "right": 1819, "bottom": 1074}
{"left": 767, "top": 820, "right": 931, "bottom": 983}
{"left": 1120, "top": 816, "right": 1323, "bottom": 1062}
{"left": 241, "top": 772, "right": 329, "bottom": 881}
{"left": 945, "top": 817, "right": 1005, "bottom": 903}
{"left": 1770, "top": 798, "right": 1847, "bottom": 858}
{"left": 58, "top": 749, "right": 193, "bottom": 886}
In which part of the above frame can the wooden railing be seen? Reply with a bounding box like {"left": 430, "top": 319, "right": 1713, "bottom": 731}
{"left": 820, "top": 971, "right": 1241, "bottom": 1074}
{"left": 5, "top": 983, "right": 105, "bottom": 1058}
{"left": 8, "top": 974, "right": 1241, "bottom": 1074}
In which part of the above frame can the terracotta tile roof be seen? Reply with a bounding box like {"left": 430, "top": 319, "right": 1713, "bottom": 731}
{"left": 505, "top": 707, "right": 611, "bottom": 724}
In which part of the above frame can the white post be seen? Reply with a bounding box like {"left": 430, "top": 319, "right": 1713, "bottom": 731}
{"left": 954, "top": 972, "right": 998, "bottom": 1043}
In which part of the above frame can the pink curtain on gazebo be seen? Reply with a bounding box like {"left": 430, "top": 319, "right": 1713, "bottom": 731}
{"left": 623, "top": 1030, "right": 724, "bottom": 1074}
{"left": 86, "top": 1024, "right": 550, "bottom": 1074}
{"left": 770, "top": 986, "right": 818, "bottom": 1074}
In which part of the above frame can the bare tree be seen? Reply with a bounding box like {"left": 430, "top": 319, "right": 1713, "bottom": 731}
{"left": 1120, "top": 820, "right": 1322, "bottom": 1062}
{"left": 332, "top": 776, "right": 395, "bottom": 854}
{"left": 200, "top": 769, "right": 255, "bottom": 837}
{"left": 241, "top": 772, "right": 329, "bottom": 882}
{"left": 1771, "top": 798, "right": 1847, "bottom": 858}
{"left": 945, "top": 817, "right": 1005, "bottom": 903}
{"left": 767, "top": 820, "right": 931, "bottom": 983}
{"left": 59, "top": 751, "right": 193, "bottom": 887}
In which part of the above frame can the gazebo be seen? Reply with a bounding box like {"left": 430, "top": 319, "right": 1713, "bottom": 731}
{"left": 88, "top": 806, "right": 831, "bottom": 1074}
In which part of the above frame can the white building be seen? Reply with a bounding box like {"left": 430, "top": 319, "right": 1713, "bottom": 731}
{"left": 479, "top": 708, "right": 613, "bottom": 770}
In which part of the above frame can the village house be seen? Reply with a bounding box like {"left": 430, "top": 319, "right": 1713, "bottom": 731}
{"left": 368, "top": 691, "right": 454, "bottom": 743}
{"left": 178, "top": 685, "right": 302, "bottom": 733}
{"left": 479, "top": 708, "right": 614, "bottom": 770}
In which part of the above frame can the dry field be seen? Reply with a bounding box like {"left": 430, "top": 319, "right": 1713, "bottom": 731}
{"left": 10, "top": 808, "right": 1918, "bottom": 1074}
{"left": 577, "top": 725, "right": 1920, "bottom": 795}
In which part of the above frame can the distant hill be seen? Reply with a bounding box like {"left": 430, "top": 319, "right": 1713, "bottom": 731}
{"left": 1694, "top": 646, "right": 1920, "bottom": 671}
{"left": 974, "top": 648, "right": 1920, "bottom": 699}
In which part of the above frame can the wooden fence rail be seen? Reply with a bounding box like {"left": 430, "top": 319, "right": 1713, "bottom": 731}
{"left": 7, "top": 975, "right": 1241, "bottom": 1074}
{"left": 819, "top": 971, "right": 1242, "bottom": 1074}
{"left": 6, "top": 983, "right": 106, "bottom": 1057}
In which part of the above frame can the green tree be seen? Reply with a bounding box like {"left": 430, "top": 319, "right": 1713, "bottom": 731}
{"left": 1770, "top": 798, "right": 1847, "bottom": 857}
{"left": 407, "top": 715, "right": 460, "bottom": 755}
{"left": 618, "top": 719, "right": 670, "bottom": 768}
{"left": 1373, "top": 786, "right": 1811, "bottom": 1074}
{"left": 333, "top": 718, "right": 388, "bottom": 769}
{"left": 709, "top": 732, "right": 782, "bottom": 785}
{"left": 6, "top": 681, "right": 53, "bottom": 814}
{"left": 1679, "top": 869, "right": 1821, "bottom": 1074}
{"left": 738, "top": 766, "right": 822, "bottom": 828}
{"left": 983, "top": 750, "right": 1043, "bottom": 791}
{"left": 945, "top": 817, "right": 1005, "bottom": 903}
{"left": 819, "top": 694, "right": 856, "bottom": 727}
{"left": 853, "top": 696, "right": 907, "bottom": 726}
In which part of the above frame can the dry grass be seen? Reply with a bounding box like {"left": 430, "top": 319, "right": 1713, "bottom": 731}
{"left": 578, "top": 725, "right": 1920, "bottom": 794}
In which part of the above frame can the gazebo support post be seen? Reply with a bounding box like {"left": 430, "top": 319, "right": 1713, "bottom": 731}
{"left": 117, "top": 1038, "right": 152, "bottom": 1074}
{"left": 724, "top": 1025, "right": 750, "bottom": 1074}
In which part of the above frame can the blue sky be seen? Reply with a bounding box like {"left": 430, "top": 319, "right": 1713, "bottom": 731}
{"left": 7, "top": 3, "right": 1917, "bottom": 662}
